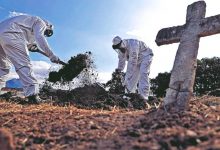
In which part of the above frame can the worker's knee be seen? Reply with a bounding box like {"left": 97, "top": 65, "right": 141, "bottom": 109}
{"left": 16, "top": 66, "right": 37, "bottom": 82}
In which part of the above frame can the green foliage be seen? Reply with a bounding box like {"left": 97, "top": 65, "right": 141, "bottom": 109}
{"left": 150, "top": 72, "right": 171, "bottom": 98}
{"left": 194, "top": 57, "right": 220, "bottom": 96}
{"left": 151, "top": 57, "right": 220, "bottom": 97}
{"left": 105, "top": 71, "right": 125, "bottom": 94}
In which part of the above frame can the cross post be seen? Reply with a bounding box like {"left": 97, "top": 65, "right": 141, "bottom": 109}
{"left": 155, "top": 1, "right": 220, "bottom": 110}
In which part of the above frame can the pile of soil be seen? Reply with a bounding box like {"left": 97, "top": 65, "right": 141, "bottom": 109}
{"left": 0, "top": 96, "right": 219, "bottom": 149}
{"left": 40, "top": 83, "right": 155, "bottom": 110}
{"left": 0, "top": 83, "right": 159, "bottom": 110}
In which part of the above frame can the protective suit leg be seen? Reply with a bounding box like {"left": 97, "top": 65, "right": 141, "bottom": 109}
{"left": 138, "top": 55, "right": 153, "bottom": 100}
{"left": 0, "top": 44, "right": 11, "bottom": 94}
{"left": 125, "top": 64, "right": 140, "bottom": 93}
{"left": 0, "top": 33, "right": 39, "bottom": 96}
{"left": 16, "top": 66, "right": 39, "bottom": 96}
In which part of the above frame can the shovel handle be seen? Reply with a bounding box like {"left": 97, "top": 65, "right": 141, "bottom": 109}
{"left": 29, "top": 49, "right": 67, "bottom": 65}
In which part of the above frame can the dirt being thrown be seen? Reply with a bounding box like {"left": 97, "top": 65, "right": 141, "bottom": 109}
{"left": 48, "top": 51, "right": 94, "bottom": 83}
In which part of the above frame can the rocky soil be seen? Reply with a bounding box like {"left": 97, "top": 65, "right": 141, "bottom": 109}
{"left": 0, "top": 96, "right": 219, "bottom": 150}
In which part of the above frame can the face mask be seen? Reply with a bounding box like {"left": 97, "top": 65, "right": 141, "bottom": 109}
{"left": 112, "top": 40, "right": 122, "bottom": 49}
{"left": 112, "top": 44, "right": 119, "bottom": 50}
{"left": 113, "top": 48, "right": 126, "bottom": 54}
{"left": 44, "top": 29, "right": 53, "bottom": 37}
{"left": 119, "top": 48, "right": 126, "bottom": 53}
{"left": 114, "top": 49, "right": 120, "bottom": 54}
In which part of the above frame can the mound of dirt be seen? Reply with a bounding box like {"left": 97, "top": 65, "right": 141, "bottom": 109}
{"left": 40, "top": 83, "right": 155, "bottom": 110}
{"left": 0, "top": 84, "right": 159, "bottom": 110}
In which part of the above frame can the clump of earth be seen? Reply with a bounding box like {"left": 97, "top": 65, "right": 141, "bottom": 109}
{"left": 48, "top": 51, "right": 95, "bottom": 83}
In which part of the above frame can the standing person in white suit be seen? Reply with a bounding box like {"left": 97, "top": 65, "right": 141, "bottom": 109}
{"left": 112, "top": 36, "right": 153, "bottom": 101}
{"left": 0, "top": 15, "right": 60, "bottom": 104}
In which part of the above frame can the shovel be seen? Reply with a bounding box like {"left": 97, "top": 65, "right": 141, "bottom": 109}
{"left": 28, "top": 44, "right": 67, "bottom": 65}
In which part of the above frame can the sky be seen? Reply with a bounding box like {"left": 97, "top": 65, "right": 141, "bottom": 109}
{"left": 0, "top": 0, "right": 220, "bottom": 83}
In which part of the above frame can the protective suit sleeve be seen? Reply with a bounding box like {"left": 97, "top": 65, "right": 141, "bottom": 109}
{"left": 117, "top": 52, "right": 126, "bottom": 71}
{"left": 32, "top": 18, "right": 56, "bottom": 59}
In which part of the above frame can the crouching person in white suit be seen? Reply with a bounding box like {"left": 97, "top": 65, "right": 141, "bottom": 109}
{"left": 112, "top": 36, "right": 153, "bottom": 101}
{"left": 0, "top": 15, "right": 60, "bottom": 104}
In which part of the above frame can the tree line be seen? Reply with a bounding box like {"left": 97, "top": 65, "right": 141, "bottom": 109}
{"left": 151, "top": 57, "right": 220, "bottom": 97}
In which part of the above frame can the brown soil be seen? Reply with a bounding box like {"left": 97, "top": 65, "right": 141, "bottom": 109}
{"left": 0, "top": 128, "right": 15, "bottom": 150}
{"left": 0, "top": 96, "right": 219, "bottom": 150}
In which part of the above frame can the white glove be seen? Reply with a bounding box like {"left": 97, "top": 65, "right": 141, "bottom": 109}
{"left": 27, "top": 44, "right": 38, "bottom": 52}
{"left": 124, "top": 81, "right": 130, "bottom": 94}
{"left": 50, "top": 55, "right": 60, "bottom": 64}
{"left": 122, "top": 79, "right": 126, "bottom": 87}
{"left": 125, "top": 87, "right": 130, "bottom": 94}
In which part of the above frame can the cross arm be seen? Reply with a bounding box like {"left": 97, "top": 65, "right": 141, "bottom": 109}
{"left": 155, "top": 25, "right": 185, "bottom": 46}
{"left": 199, "top": 14, "right": 220, "bottom": 37}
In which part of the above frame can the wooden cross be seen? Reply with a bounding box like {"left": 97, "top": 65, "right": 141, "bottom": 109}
{"left": 155, "top": 1, "right": 220, "bottom": 110}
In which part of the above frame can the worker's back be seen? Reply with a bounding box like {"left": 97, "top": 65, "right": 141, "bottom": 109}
{"left": 124, "top": 39, "right": 153, "bottom": 59}
{"left": 0, "top": 15, "right": 38, "bottom": 35}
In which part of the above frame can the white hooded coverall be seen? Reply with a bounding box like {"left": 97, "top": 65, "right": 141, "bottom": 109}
{"left": 0, "top": 15, "right": 57, "bottom": 96}
{"left": 117, "top": 39, "right": 153, "bottom": 100}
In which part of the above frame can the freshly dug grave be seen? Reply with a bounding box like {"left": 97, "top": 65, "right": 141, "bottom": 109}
{"left": 0, "top": 83, "right": 159, "bottom": 110}
{"left": 0, "top": 96, "right": 219, "bottom": 149}
{"left": 40, "top": 83, "right": 157, "bottom": 110}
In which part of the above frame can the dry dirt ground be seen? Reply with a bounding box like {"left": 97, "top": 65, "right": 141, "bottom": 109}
{"left": 0, "top": 96, "right": 219, "bottom": 150}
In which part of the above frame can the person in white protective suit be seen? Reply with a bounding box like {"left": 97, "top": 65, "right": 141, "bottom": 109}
{"left": 112, "top": 36, "right": 153, "bottom": 101}
{"left": 0, "top": 15, "right": 60, "bottom": 104}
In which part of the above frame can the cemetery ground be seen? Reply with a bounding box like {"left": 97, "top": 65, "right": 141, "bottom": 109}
{"left": 0, "top": 96, "right": 219, "bottom": 149}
